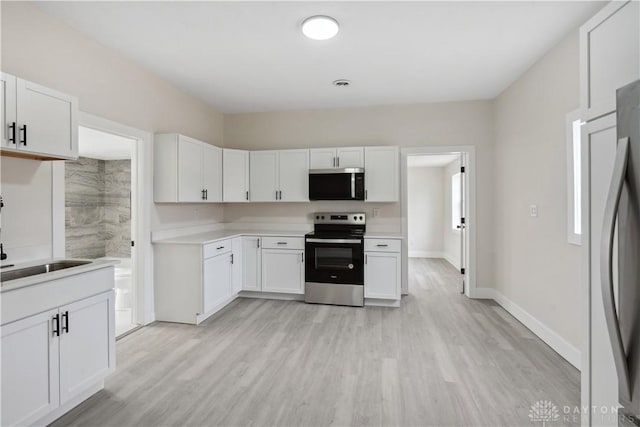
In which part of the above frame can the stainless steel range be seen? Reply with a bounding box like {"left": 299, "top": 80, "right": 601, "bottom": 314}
{"left": 304, "top": 212, "right": 365, "bottom": 307}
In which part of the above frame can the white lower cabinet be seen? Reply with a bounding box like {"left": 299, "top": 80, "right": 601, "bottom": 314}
{"left": 1, "top": 289, "right": 115, "bottom": 427}
{"left": 231, "top": 237, "right": 243, "bottom": 293}
{"left": 262, "top": 249, "right": 305, "bottom": 294}
{"left": 203, "top": 252, "right": 232, "bottom": 314}
{"left": 364, "top": 238, "right": 401, "bottom": 300}
{"left": 242, "top": 236, "right": 262, "bottom": 291}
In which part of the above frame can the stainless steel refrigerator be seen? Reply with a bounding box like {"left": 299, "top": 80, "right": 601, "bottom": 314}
{"left": 601, "top": 79, "right": 640, "bottom": 424}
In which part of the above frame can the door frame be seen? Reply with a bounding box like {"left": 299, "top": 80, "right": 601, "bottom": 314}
{"left": 400, "top": 145, "right": 477, "bottom": 297}
{"left": 54, "top": 112, "right": 154, "bottom": 326}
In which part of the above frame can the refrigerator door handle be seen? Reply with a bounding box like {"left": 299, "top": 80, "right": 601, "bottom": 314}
{"left": 600, "top": 136, "right": 632, "bottom": 402}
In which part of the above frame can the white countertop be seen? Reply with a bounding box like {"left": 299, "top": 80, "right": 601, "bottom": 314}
{"left": 153, "top": 229, "right": 403, "bottom": 245}
{"left": 1, "top": 258, "right": 119, "bottom": 292}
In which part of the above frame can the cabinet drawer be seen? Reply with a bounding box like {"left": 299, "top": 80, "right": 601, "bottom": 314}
{"left": 261, "top": 236, "right": 304, "bottom": 250}
{"left": 203, "top": 239, "right": 232, "bottom": 258}
{"left": 364, "top": 238, "right": 401, "bottom": 253}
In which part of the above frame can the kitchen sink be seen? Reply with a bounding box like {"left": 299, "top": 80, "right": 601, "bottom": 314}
{"left": 1, "top": 261, "right": 92, "bottom": 283}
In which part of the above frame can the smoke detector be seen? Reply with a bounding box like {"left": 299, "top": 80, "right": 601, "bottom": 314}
{"left": 333, "top": 79, "right": 351, "bottom": 87}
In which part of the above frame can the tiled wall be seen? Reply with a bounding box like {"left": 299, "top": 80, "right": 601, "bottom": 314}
{"left": 65, "top": 157, "right": 131, "bottom": 259}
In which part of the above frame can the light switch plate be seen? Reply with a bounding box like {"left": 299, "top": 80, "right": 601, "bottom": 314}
{"left": 529, "top": 205, "right": 538, "bottom": 217}
{"left": 373, "top": 208, "right": 380, "bottom": 218}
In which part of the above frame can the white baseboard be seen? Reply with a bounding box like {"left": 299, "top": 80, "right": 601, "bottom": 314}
{"left": 442, "top": 253, "right": 460, "bottom": 270}
{"left": 409, "top": 251, "right": 444, "bottom": 258}
{"left": 482, "top": 289, "right": 581, "bottom": 370}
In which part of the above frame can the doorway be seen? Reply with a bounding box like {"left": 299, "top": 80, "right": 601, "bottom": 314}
{"left": 401, "top": 146, "right": 476, "bottom": 297}
{"left": 64, "top": 126, "right": 139, "bottom": 337}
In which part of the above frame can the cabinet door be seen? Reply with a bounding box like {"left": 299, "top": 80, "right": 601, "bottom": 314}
{"left": 262, "top": 249, "right": 304, "bottom": 294}
{"left": 336, "top": 147, "right": 364, "bottom": 168}
{"left": 582, "top": 114, "right": 619, "bottom": 426}
{"left": 178, "top": 136, "right": 204, "bottom": 202}
{"left": 364, "top": 251, "right": 401, "bottom": 300}
{"left": 202, "top": 144, "right": 222, "bottom": 202}
{"left": 223, "top": 149, "right": 249, "bottom": 202}
{"left": 581, "top": 1, "right": 640, "bottom": 121}
{"left": 1, "top": 73, "right": 17, "bottom": 149}
{"left": 365, "top": 146, "right": 399, "bottom": 202}
{"left": 16, "top": 78, "right": 78, "bottom": 158}
{"left": 59, "top": 291, "right": 115, "bottom": 405}
{"left": 203, "top": 253, "right": 232, "bottom": 314}
{"left": 231, "top": 237, "right": 243, "bottom": 294}
{"left": 279, "top": 149, "right": 309, "bottom": 202}
{"left": 249, "top": 151, "right": 278, "bottom": 201}
{"left": 242, "top": 236, "right": 262, "bottom": 291}
{"left": 310, "top": 148, "right": 336, "bottom": 169}
{"left": 1, "top": 309, "right": 60, "bottom": 427}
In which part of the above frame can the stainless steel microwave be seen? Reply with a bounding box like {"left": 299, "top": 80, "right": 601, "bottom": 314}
{"left": 308, "top": 168, "right": 365, "bottom": 201}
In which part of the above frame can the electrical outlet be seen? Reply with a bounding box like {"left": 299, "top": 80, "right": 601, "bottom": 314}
{"left": 529, "top": 205, "right": 538, "bottom": 217}
{"left": 372, "top": 208, "right": 380, "bottom": 218}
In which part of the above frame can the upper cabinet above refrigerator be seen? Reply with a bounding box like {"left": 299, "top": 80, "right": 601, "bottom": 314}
{"left": 1, "top": 72, "right": 78, "bottom": 160}
{"left": 580, "top": 0, "right": 640, "bottom": 122}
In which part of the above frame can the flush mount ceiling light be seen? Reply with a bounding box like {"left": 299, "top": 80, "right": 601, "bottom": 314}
{"left": 333, "top": 79, "right": 351, "bottom": 87}
{"left": 302, "top": 15, "right": 339, "bottom": 40}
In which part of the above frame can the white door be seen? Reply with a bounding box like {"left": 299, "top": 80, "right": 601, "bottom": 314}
{"left": 336, "top": 147, "right": 364, "bottom": 168}
{"left": 16, "top": 78, "right": 77, "bottom": 158}
{"left": 262, "top": 249, "right": 304, "bottom": 294}
{"left": 242, "top": 236, "right": 262, "bottom": 291}
{"left": 250, "top": 151, "right": 278, "bottom": 201}
{"left": 1, "top": 73, "right": 17, "bottom": 149}
{"left": 581, "top": 1, "right": 640, "bottom": 120}
{"left": 364, "top": 252, "right": 401, "bottom": 299}
{"left": 223, "top": 149, "right": 249, "bottom": 202}
{"left": 178, "top": 137, "right": 204, "bottom": 202}
{"left": 202, "top": 144, "right": 222, "bottom": 202}
{"left": 1, "top": 309, "right": 60, "bottom": 427}
{"left": 364, "top": 146, "right": 399, "bottom": 202}
{"left": 309, "top": 148, "right": 336, "bottom": 169}
{"left": 279, "top": 149, "right": 309, "bottom": 202}
{"left": 203, "top": 254, "right": 232, "bottom": 313}
{"left": 583, "top": 114, "right": 620, "bottom": 426}
{"left": 59, "top": 292, "right": 115, "bottom": 405}
{"left": 231, "top": 237, "right": 243, "bottom": 293}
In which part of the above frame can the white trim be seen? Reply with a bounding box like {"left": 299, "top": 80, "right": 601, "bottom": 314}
{"left": 442, "top": 253, "right": 460, "bottom": 270}
{"left": 365, "top": 298, "right": 401, "bottom": 307}
{"left": 76, "top": 112, "right": 154, "bottom": 326}
{"left": 408, "top": 250, "right": 444, "bottom": 258}
{"left": 480, "top": 288, "right": 581, "bottom": 370}
{"left": 401, "top": 145, "right": 477, "bottom": 297}
{"left": 566, "top": 109, "right": 583, "bottom": 246}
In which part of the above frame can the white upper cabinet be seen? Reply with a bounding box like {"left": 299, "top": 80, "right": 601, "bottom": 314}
{"left": 249, "top": 151, "right": 279, "bottom": 202}
{"left": 279, "top": 149, "right": 309, "bottom": 202}
{"left": 1, "top": 73, "right": 78, "bottom": 160}
{"left": 223, "top": 148, "right": 250, "bottom": 202}
{"left": 364, "top": 146, "right": 399, "bottom": 202}
{"left": 249, "top": 149, "right": 309, "bottom": 202}
{"left": 310, "top": 147, "right": 364, "bottom": 169}
{"left": 580, "top": 1, "right": 640, "bottom": 121}
{"left": 154, "top": 133, "right": 222, "bottom": 203}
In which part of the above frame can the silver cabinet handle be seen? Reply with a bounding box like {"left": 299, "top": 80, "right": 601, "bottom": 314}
{"left": 600, "top": 136, "right": 631, "bottom": 401}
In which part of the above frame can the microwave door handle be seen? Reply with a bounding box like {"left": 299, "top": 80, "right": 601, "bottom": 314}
{"left": 351, "top": 173, "right": 355, "bottom": 199}
{"left": 600, "top": 136, "right": 632, "bottom": 402}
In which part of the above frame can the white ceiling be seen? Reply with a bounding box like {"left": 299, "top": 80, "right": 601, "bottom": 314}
{"left": 36, "top": 1, "right": 603, "bottom": 114}
{"left": 79, "top": 126, "right": 134, "bottom": 160}
{"left": 408, "top": 154, "right": 460, "bottom": 168}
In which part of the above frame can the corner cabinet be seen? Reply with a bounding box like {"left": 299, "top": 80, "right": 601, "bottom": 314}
{"left": 249, "top": 149, "right": 309, "bottom": 202}
{"left": 154, "top": 133, "right": 222, "bottom": 203}
{"left": 261, "top": 237, "right": 305, "bottom": 294}
{"left": 1, "top": 72, "right": 78, "bottom": 160}
{"left": 364, "top": 238, "right": 401, "bottom": 301}
{"left": 242, "top": 236, "right": 262, "bottom": 291}
{"left": 365, "top": 146, "right": 399, "bottom": 202}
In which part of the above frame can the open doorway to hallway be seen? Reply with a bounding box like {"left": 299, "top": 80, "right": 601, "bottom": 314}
{"left": 64, "top": 126, "right": 139, "bottom": 337}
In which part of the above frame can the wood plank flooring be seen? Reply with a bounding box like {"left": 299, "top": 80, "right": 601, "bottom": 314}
{"left": 52, "top": 258, "right": 580, "bottom": 426}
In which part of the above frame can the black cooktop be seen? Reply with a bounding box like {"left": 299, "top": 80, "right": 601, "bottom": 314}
{"left": 305, "top": 230, "right": 364, "bottom": 239}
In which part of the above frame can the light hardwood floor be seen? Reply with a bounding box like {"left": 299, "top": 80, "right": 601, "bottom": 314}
{"left": 52, "top": 258, "right": 580, "bottom": 426}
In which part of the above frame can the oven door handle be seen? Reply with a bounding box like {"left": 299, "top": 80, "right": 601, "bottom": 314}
{"left": 306, "top": 238, "right": 362, "bottom": 244}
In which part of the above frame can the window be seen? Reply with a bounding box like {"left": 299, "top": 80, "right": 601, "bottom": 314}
{"left": 566, "top": 109, "right": 583, "bottom": 245}
{"left": 451, "top": 172, "right": 462, "bottom": 230}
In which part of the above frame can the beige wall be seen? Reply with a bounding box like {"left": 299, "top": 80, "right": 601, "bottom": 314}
{"left": 407, "top": 166, "right": 445, "bottom": 256}
{"left": 224, "top": 101, "right": 495, "bottom": 288}
{"left": 493, "top": 31, "right": 581, "bottom": 348}
{"left": 1, "top": 2, "right": 225, "bottom": 231}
